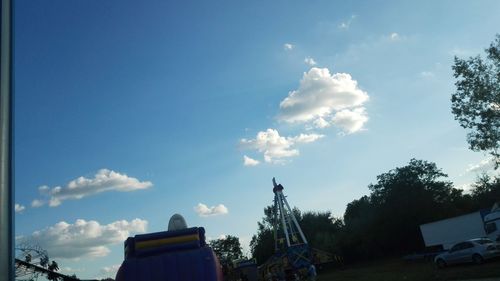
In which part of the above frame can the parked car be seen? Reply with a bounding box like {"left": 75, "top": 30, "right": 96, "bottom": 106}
{"left": 434, "top": 238, "right": 500, "bottom": 268}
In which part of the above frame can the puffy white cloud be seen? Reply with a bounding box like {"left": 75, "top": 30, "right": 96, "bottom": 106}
{"left": 332, "top": 107, "right": 369, "bottom": 134}
{"left": 390, "top": 33, "right": 400, "bottom": 41}
{"left": 283, "top": 43, "right": 294, "bottom": 50}
{"left": 466, "top": 157, "right": 496, "bottom": 173}
{"left": 240, "top": 129, "right": 324, "bottom": 163}
{"left": 21, "top": 218, "right": 147, "bottom": 259}
{"left": 31, "top": 199, "right": 44, "bottom": 208}
{"left": 243, "top": 155, "right": 260, "bottom": 167}
{"left": 304, "top": 57, "right": 317, "bottom": 66}
{"left": 194, "top": 203, "right": 228, "bottom": 217}
{"left": 34, "top": 169, "right": 152, "bottom": 207}
{"left": 278, "top": 68, "right": 369, "bottom": 131}
{"left": 15, "top": 204, "right": 25, "bottom": 213}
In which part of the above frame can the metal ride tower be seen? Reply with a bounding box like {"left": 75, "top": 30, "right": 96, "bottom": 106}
{"left": 272, "top": 178, "right": 311, "bottom": 269}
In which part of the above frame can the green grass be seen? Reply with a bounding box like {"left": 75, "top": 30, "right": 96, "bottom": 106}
{"left": 317, "top": 258, "right": 500, "bottom": 281}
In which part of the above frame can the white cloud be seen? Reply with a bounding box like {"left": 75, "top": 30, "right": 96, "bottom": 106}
{"left": 283, "top": 43, "right": 294, "bottom": 51}
{"left": 290, "top": 133, "right": 325, "bottom": 143}
{"left": 194, "top": 203, "right": 229, "bottom": 217}
{"left": 338, "top": 15, "right": 357, "bottom": 30}
{"left": 31, "top": 199, "right": 44, "bottom": 208}
{"left": 21, "top": 218, "right": 147, "bottom": 259}
{"left": 312, "top": 117, "right": 330, "bottom": 129}
{"left": 15, "top": 204, "right": 25, "bottom": 213}
{"left": 240, "top": 129, "right": 324, "bottom": 163}
{"left": 278, "top": 67, "right": 369, "bottom": 131}
{"left": 390, "top": 33, "right": 400, "bottom": 41}
{"left": 456, "top": 183, "right": 474, "bottom": 192}
{"left": 34, "top": 169, "right": 152, "bottom": 207}
{"left": 243, "top": 155, "right": 260, "bottom": 167}
{"left": 332, "top": 107, "right": 369, "bottom": 134}
{"left": 466, "top": 157, "right": 496, "bottom": 173}
{"left": 304, "top": 57, "right": 317, "bottom": 66}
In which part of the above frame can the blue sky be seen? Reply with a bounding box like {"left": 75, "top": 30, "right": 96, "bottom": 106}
{"left": 14, "top": 0, "right": 500, "bottom": 278}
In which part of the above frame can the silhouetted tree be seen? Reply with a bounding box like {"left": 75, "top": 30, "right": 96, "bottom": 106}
{"left": 250, "top": 205, "right": 343, "bottom": 265}
{"left": 470, "top": 174, "right": 500, "bottom": 209}
{"left": 451, "top": 34, "right": 500, "bottom": 167}
{"left": 209, "top": 235, "right": 243, "bottom": 265}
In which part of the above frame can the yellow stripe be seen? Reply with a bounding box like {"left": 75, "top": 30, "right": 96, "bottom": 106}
{"left": 135, "top": 234, "right": 200, "bottom": 250}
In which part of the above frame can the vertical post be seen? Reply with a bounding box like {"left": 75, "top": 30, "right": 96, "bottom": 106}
{"left": 0, "top": 0, "right": 14, "bottom": 279}
{"left": 273, "top": 196, "right": 278, "bottom": 252}
{"left": 282, "top": 195, "right": 308, "bottom": 244}
{"left": 277, "top": 192, "right": 291, "bottom": 247}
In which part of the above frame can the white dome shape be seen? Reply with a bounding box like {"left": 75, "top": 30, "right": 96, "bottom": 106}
{"left": 168, "top": 214, "right": 187, "bottom": 231}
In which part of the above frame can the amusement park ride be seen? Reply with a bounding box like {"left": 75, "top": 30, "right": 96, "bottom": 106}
{"left": 269, "top": 178, "right": 312, "bottom": 271}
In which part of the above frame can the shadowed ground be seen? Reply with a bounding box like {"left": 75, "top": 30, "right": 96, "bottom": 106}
{"left": 317, "top": 258, "right": 500, "bottom": 281}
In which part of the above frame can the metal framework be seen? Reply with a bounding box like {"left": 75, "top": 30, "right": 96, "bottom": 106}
{"left": 271, "top": 178, "right": 311, "bottom": 269}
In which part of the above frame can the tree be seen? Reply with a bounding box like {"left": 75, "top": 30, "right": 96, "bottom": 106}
{"left": 470, "top": 174, "right": 500, "bottom": 209}
{"left": 451, "top": 34, "right": 500, "bottom": 167}
{"left": 337, "top": 159, "right": 473, "bottom": 261}
{"left": 250, "top": 205, "right": 343, "bottom": 265}
{"left": 209, "top": 235, "right": 243, "bottom": 265}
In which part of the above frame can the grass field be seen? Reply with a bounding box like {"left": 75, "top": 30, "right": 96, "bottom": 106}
{"left": 317, "top": 258, "right": 500, "bottom": 281}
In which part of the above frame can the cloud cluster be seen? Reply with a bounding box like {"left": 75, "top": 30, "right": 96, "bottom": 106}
{"left": 22, "top": 218, "right": 147, "bottom": 259}
{"left": 240, "top": 129, "right": 324, "bottom": 163}
{"left": 283, "top": 43, "right": 294, "bottom": 51}
{"left": 239, "top": 67, "right": 369, "bottom": 166}
{"left": 194, "top": 203, "right": 228, "bottom": 217}
{"left": 279, "top": 68, "right": 369, "bottom": 133}
{"left": 34, "top": 169, "right": 152, "bottom": 207}
{"left": 15, "top": 204, "right": 25, "bottom": 213}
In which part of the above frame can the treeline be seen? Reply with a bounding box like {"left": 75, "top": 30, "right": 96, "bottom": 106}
{"left": 250, "top": 159, "right": 500, "bottom": 264}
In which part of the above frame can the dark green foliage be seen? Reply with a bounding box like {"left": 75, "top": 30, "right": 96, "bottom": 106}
{"left": 251, "top": 159, "right": 499, "bottom": 264}
{"left": 209, "top": 235, "right": 244, "bottom": 265}
{"left": 451, "top": 34, "right": 500, "bottom": 167}
{"left": 250, "top": 206, "right": 343, "bottom": 265}
{"left": 470, "top": 174, "right": 500, "bottom": 209}
{"left": 340, "top": 159, "right": 469, "bottom": 260}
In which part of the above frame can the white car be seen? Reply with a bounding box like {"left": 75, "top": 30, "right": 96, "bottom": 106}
{"left": 434, "top": 238, "right": 500, "bottom": 268}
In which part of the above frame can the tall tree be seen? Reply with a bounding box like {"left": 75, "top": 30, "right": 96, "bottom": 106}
{"left": 339, "top": 159, "right": 471, "bottom": 260}
{"left": 209, "top": 235, "right": 243, "bottom": 265}
{"left": 451, "top": 34, "right": 500, "bottom": 167}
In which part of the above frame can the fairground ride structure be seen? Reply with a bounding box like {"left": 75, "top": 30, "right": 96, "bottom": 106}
{"left": 271, "top": 178, "right": 312, "bottom": 270}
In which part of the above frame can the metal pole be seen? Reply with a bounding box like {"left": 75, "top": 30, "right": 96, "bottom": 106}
{"left": 277, "top": 192, "right": 291, "bottom": 247}
{"left": 0, "top": 0, "right": 14, "bottom": 279}
{"left": 273, "top": 196, "right": 278, "bottom": 252}
{"left": 282, "top": 195, "right": 308, "bottom": 244}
